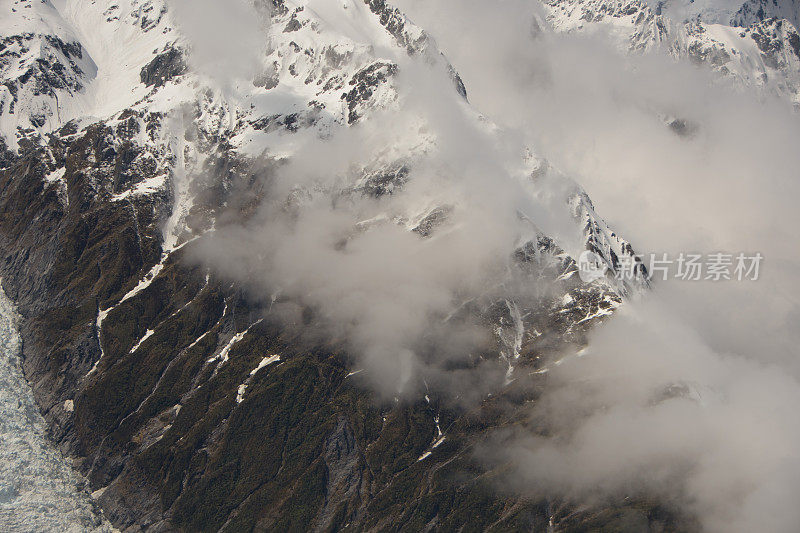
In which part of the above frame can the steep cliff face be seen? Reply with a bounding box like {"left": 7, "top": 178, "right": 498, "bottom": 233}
{"left": 0, "top": 135, "right": 671, "bottom": 531}
{"left": 0, "top": 1, "right": 699, "bottom": 531}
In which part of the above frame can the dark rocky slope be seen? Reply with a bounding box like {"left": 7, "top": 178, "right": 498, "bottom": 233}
{"left": 0, "top": 125, "right": 686, "bottom": 532}
{"left": 0, "top": 0, "right": 694, "bottom": 531}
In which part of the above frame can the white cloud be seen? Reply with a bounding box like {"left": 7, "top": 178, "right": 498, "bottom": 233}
{"left": 392, "top": 1, "right": 800, "bottom": 530}
{"left": 180, "top": 1, "right": 800, "bottom": 529}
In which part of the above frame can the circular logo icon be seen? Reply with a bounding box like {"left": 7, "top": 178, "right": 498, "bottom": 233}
{"left": 577, "top": 250, "right": 608, "bottom": 283}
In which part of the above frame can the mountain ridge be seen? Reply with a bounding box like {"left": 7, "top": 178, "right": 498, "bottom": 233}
{"left": 1, "top": 0, "right": 787, "bottom": 530}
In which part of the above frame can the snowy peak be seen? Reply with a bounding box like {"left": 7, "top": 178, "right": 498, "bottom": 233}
{"left": 0, "top": 0, "right": 93, "bottom": 141}
{"left": 0, "top": 0, "right": 651, "bottom": 376}
{"left": 656, "top": 0, "right": 800, "bottom": 29}
{"left": 545, "top": 0, "right": 800, "bottom": 105}
{"left": 0, "top": 0, "right": 176, "bottom": 146}
{"left": 0, "top": 0, "right": 469, "bottom": 150}
{"left": 732, "top": 0, "right": 800, "bottom": 29}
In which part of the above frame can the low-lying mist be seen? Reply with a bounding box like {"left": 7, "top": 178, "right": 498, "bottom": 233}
{"left": 395, "top": 0, "right": 800, "bottom": 530}
{"left": 174, "top": 1, "right": 800, "bottom": 531}
{"left": 192, "top": 58, "right": 581, "bottom": 400}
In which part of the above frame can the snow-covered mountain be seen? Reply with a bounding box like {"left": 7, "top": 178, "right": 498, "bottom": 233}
{"left": 0, "top": 0, "right": 792, "bottom": 530}
{"left": 659, "top": 0, "right": 800, "bottom": 28}
{"left": 1, "top": 0, "right": 646, "bottom": 373}
{"left": 544, "top": 0, "right": 800, "bottom": 106}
